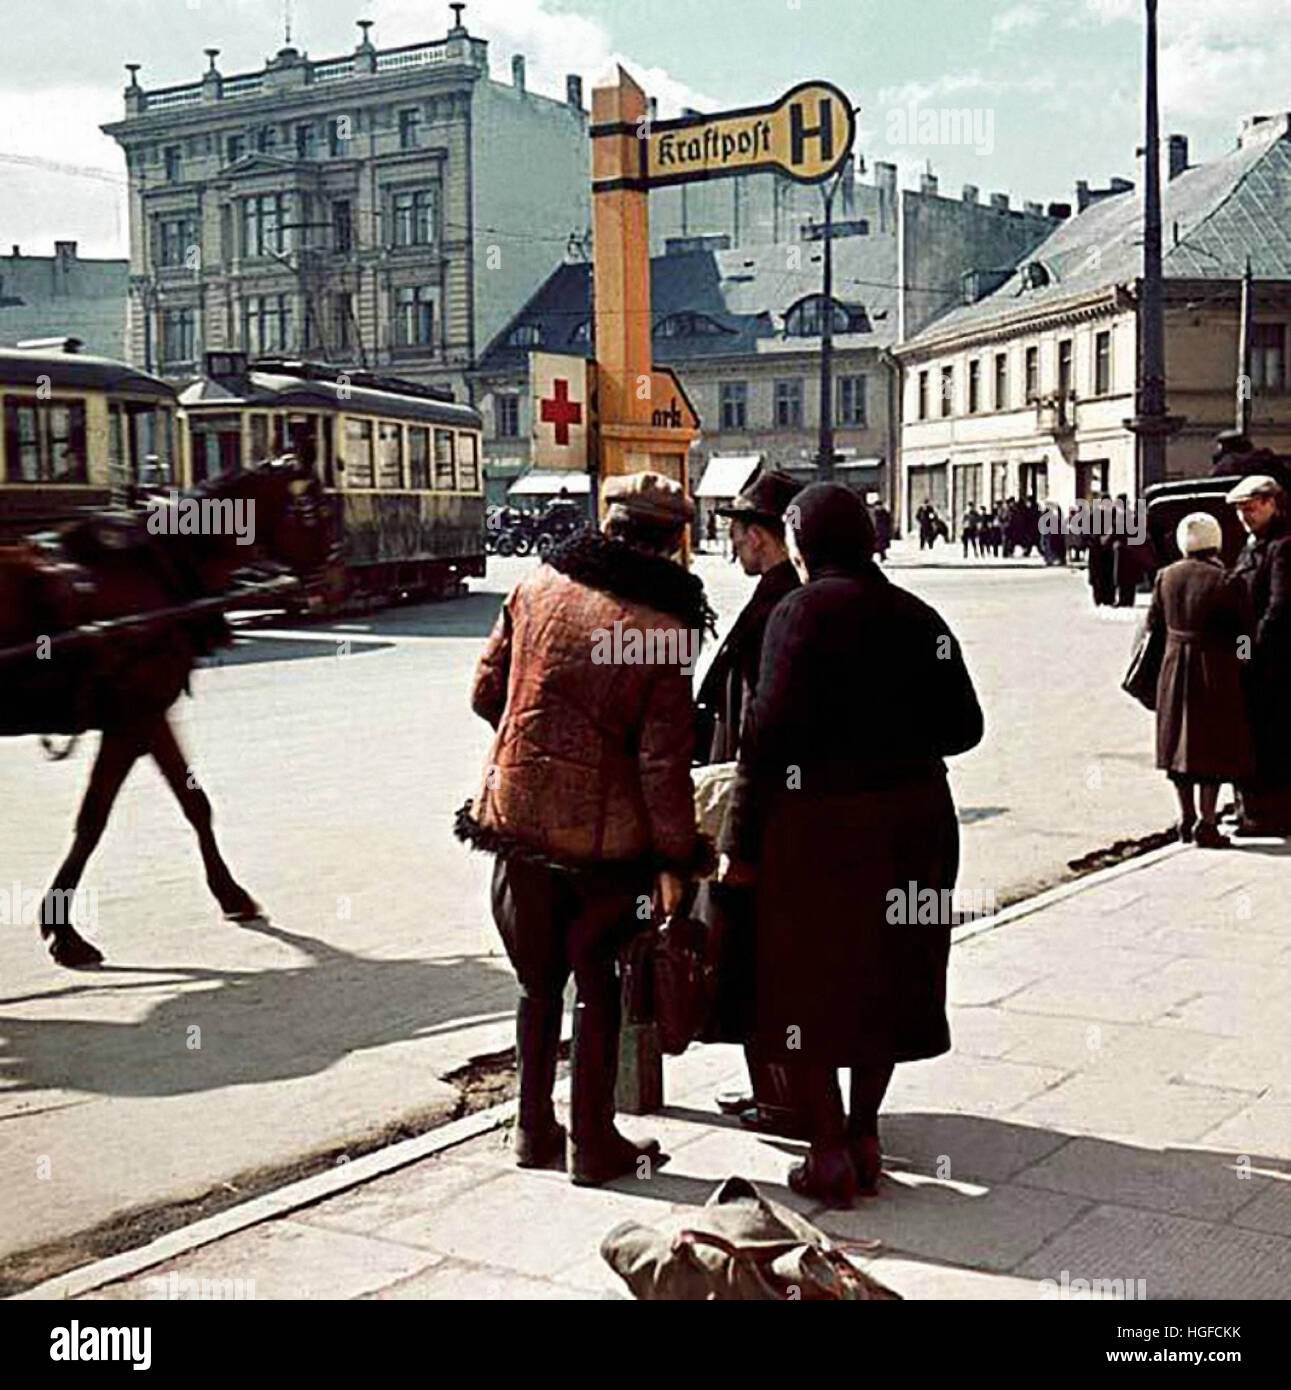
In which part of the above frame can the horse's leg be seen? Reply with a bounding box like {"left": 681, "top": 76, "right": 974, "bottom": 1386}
{"left": 149, "top": 717, "right": 261, "bottom": 921}
{"left": 42, "top": 730, "right": 143, "bottom": 968}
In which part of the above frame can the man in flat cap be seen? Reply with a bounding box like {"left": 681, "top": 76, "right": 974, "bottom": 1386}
{"left": 693, "top": 468, "right": 806, "bottom": 1135}
{"left": 1227, "top": 474, "right": 1291, "bottom": 833}
{"left": 458, "top": 471, "right": 713, "bottom": 1184}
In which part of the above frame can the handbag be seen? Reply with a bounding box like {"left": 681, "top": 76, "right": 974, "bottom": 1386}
{"left": 1122, "top": 614, "right": 1164, "bottom": 710}
{"left": 601, "top": 1175, "right": 900, "bottom": 1301}
{"left": 651, "top": 906, "right": 713, "bottom": 1056}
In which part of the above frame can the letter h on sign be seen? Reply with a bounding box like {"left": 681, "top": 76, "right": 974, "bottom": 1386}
{"left": 791, "top": 98, "right": 834, "bottom": 168}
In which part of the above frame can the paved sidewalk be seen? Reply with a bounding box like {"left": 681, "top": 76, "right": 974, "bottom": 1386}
{"left": 37, "top": 836, "right": 1291, "bottom": 1301}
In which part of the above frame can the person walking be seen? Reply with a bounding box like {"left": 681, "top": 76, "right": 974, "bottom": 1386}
{"left": 719, "top": 484, "right": 984, "bottom": 1207}
{"left": 961, "top": 505, "right": 979, "bottom": 558}
{"left": 695, "top": 470, "right": 804, "bottom": 1136}
{"left": 872, "top": 501, "right": 892, "bottom": 562}
{"left": 1087, "top": 494, "right": 1116, "bottom": 606}
{"left": 916, "top": 500, "right": 937, "bottom": 551}
{"left": 1227, "top": 475, "right": 1291, "bottom": 834}
{"left": 1144, "top": 513, "right": 1254, "bottom": 848}
{"left": 456, "top": 472, "right": 712, "bottom": 1185}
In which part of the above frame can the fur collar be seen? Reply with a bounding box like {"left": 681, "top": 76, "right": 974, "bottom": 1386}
{"left": 546, "top": 531, "right": 716, "bottom": 634}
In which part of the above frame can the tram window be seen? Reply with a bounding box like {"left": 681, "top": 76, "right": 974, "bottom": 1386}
{"left": 287, "top": 414, "right": 321, "bottom": 473}
{"left": 408, "top": 426, "right": 430, "bottom": 489}
{"left": 2, "top": 398, "right": 88, "bottom": 483}
{"left": 249, "top": 414, "right": 270, "bottom": 464}
{"left": 345, "top": 417, "right": 375, "bottom": 488}
{"left": 129, "top": 407, "right": 174, "bottom": 486}
{"left": 458, "top": 432, "right": 480, "bottom": 492}
{"left": 377, "top": 421, "right": 403, "bottom": 488}
{"left": 433, "top": 428, "right": 456, "bottom": 490}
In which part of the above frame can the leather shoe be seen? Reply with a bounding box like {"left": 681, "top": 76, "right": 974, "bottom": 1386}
{"left": 571, "top": 1130, "right": 668, "bottom": 1187}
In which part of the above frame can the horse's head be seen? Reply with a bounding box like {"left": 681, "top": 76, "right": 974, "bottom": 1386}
{"left": 194, "top": 458, "right": 335, "bottom": 584}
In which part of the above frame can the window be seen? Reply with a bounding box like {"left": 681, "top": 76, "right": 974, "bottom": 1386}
{"left": 377, "top": 422, "right": 403, "bottom": 488}
{"left": 333, "top": 292, "right": 353, "bottom": 350}
{"left": 129, "top": 407, "right": 175, "bottom": 484}
{"left": 994, "top": 352, "right": 1008, "bottom": 410}
{"left": 836, "top": 374, "right": 867, "bottom": 426}
{"left": 1058, "top": 338, "right": 1074, "bottom": 397}
{"left": 157, "top": 215, "right": 199, "bottom": 269}
{"left": 250, "top": 414, "right": 269, "bottom": 464}
{"left": 495, "top": 394, "right": 520, "bottom": 438}
{"left": 720, "top": 381, "right": 748, "bottom": 430}
{"left": 295, "top": 123, "right": 317, "bottom": 160}
{"left": 507, "top": 322, "right": 541, "bottom": 348}
{"left": 243, "top": 294, "right": 293, "bottom": 354}
{"left": 918, "top": 370, "right": 929, "bottom": 421}
{"left": 328, "top": 117, "right": 349, "bottom": 158}
{"left": 408, "top": 426, "right": 431, "bottom": 488}
{"left": 164, "top": 146, "right": 182, "bottom": 182}
{"left": 344, "top": 418, "right": 375, "bottom": 487}
{"left": 1094, "top": 331, "right": 1112, "bottom": 395}
{"left": 940, "top": 365, "right": 954, "bottom": 417}
{"left": 242, "top": 194, "right": 287, "bottom": 257}
{"left": 653, "top": 311, "right": 730, "bottom": 338}
{"left": 399, "top": 107, "right": 422, "bottom": 150}
{"left": 433, "top": 428, "right": 456, "bottom": 489}
{"left": 968, "top": 360, "right": 981, "bottom": 414}
{"left": 773, "top": 379, "right": 803, "bottom": 428}
{"left": 161, "top": 308, "right": 196, "bottom": 366}
{"left": 393, "top": 286, "right": 435, "bottom": 348}
{"left": 333, "top": 200, "right": 353, "bottom": 254}
{"left": 458, "top": 432, "right": 480, "bottom": 492}
{"left": 257, "top": 125, "right": 277, "bottom": 153}
{"left": 1253, "top": 323, "right": 1287, "bottom": 392}
{"left": 1025, "top": 345, "right": 1040, "bottom": 403}
{"left": 3, "top": 398, "right": 88, "bottom": 483}
{"left": 391, "top": 188, "right": 437, "bottom": 248}
{"left": 784, "top": 294, "right": 851, "bottom": 337}
{"left": 226, "top": 134, "right": 246, "bottom": 165}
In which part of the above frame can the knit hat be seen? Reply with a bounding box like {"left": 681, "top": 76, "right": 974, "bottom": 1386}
{"left": 1176, "top": 511, "right": 1223, "bottom": 555}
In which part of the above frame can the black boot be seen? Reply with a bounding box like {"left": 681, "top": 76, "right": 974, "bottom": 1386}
{"left": 514, "top": 995, "right": 566, "bottom": 1170}
{"left": 568, "top": 990, "right": 664, "bottom": 1186}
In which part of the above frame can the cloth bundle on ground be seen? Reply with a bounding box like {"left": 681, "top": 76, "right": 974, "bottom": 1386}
{"left": 600, "top": 1175, "right": 900, "bottom": 1300}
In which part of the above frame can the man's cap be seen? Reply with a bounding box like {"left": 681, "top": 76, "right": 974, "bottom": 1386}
{"left": 715, "top": 469, "right": 802, "bottom": 525}
{"left": 602, "top": 470, "right": 694, "bottom": 524}
{"left": 1225, "top": 474, "right": 1283, "bottom": 503}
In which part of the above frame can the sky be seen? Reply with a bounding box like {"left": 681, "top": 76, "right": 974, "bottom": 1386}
{"left": 1, "top": 0, "right": 1289, "bottom": 259}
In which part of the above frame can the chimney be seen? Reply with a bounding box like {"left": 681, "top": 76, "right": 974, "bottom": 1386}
{"left": 649, "top": 97, "right": 660, "bottom": 124}
{"left": 55, "top": 240, "right": 77, "bottom": 262}
{"left": 511, "top": 55, "right": 525, "bottom": 94}
{"left": 962, "top": 184, "right": 979, "bottom": 203}
{"left": 875, "top": 161, "right": 897, "bottom": 200}
{"left": 1167, "top": 133, "right": 1189, "bottom": 180}
{"left": 11, "top": 244, "right": 19, "bottom": 257}
{"left": 1047, "top": 202, "right": 1071, "bottom": 220}
{"left": 566, "top": 74, "right": 583, "bottom": 109}
{"left": 1076, "top": 179, "right": 1091, "bottom": 213}
{"left": 990, "top": 192, "right": 1009, "bottom": 212}
{"left": 1024, "top": 200, "right": 1043, "bottom": 216}
{"left": 920, "top": 172, "right": 938, "bottom": 196}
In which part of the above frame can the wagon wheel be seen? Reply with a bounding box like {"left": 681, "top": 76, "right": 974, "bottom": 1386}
{"left": 496, "top": 533, "right": 516, "bottom": 557}
{"left": 512, "top": 533, "right": 533, "bottom": 557}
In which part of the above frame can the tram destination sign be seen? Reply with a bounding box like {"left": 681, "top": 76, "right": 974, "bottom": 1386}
{"left": 631, "top": 81, "right": 855, "bottom": 190}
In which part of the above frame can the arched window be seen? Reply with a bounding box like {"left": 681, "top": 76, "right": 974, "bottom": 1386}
{"left": 568, "top": 318, "right": 591, "bottom": 344}
{"left": 507, "top": 322, "right": 542, "bottom": 348}
{"left": 783, "top": 294, "right": 853, "bottom": 337}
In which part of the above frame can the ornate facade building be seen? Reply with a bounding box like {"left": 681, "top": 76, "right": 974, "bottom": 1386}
{"left": 101, "top": 8, "right": 590, "bottom": 397}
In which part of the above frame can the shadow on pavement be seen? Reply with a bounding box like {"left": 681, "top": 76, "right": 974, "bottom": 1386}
{"left": 0, "top": 918, "right": 516, "bottom": 1099}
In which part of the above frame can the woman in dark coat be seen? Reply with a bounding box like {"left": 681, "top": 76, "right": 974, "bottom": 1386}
{"left": 721, "top": 484, "right": 984, "bottom": 1207}
{"left": 1147, "top": 512, "right": 1254, "bottom": 848}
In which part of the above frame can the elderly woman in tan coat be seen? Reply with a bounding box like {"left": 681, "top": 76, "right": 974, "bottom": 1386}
{"left": 1146, "top": 512, "right": 1254, "bottom": 848}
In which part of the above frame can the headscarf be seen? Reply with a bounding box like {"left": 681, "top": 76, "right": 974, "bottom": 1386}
{"left": 786, "top": 482, "right": 876, "bottom": 577}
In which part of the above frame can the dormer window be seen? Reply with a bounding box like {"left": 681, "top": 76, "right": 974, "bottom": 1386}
{"left": 1022, "top": 261, "right": 1051, "bottom": 291}
{"left": 507, "top": 322, "right": 542, "bottom": 348}
{"left": 652, "top": 311, "right": 730, "bottom": 338}
{"left": 784, "top": 294, "right": 854, "bottom": 337}
{"left": 569, "top": 319, "right": 591, "bottom": 344}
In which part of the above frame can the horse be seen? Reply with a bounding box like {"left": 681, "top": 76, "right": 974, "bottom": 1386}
{"left": 0, "top": 459, "right": 332, "bottom": 968}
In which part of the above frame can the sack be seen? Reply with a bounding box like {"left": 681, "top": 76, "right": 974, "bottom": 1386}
{"left": 652, "top": 910, "right": 713, "bottom": 1055}
{"left": 692, "top": 760, "right": 738, "bottom": 851}
{"left": 1122, "top": 615, "right": 1164, "bottom": 710}
{"left": 601, "top": 1175, "right": 900, "bottom": 1301}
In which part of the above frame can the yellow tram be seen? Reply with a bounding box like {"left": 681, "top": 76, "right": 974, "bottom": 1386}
{"left": 0, "top": 338, "right": 180, "bottom": 538}
{"left": 179, "top": 353, "right": 486, "bottom": 601}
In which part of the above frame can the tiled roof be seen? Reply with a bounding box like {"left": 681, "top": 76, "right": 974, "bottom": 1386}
{"left": 475, "top": 234, "right": 899, "bottom": 373}
{"left": 906, "top": 123, "right": 1291, "bottom": 348}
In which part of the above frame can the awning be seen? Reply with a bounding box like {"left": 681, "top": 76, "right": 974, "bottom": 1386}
{"left": 508, "top": 469, "right": 591, "bottom": 496}
{"left": 836, "top": 456, "right": 884, "bottom": 472}
{"left": 694, "top": 454, "right": 761, "bottom": 499}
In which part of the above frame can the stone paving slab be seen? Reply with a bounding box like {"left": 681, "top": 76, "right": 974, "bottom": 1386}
{"left": 50, "top": 839, "right": 1291, "bottom": 1301}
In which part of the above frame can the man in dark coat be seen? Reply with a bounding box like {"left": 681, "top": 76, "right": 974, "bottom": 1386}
{"left": 1087, "top": 493, "right": 1116, "bottom": 605}
{"left": 872, "top": 501, "right": 892, "bottom": 561}
{"left": 720, "top": 484, "right": 984, "bottom": 1207}
{"left": 457, "top": 471, "right": 712, "bottom": 1185}
{"left": 694, "top": 469, "right": 804, "bottom": 1134}
{"left": 1227, "top": 474, "right": 1291, "bottom": 834}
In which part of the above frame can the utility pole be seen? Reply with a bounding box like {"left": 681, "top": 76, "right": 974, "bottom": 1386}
{"left": 1127, "top": 0, "right": 1181, "bottom": 490}
{"left": 1237, "top": 254, "right": 1254, "bottom": 436}
{"left": 816, "top": 162, "right": 848, "bottom": 480}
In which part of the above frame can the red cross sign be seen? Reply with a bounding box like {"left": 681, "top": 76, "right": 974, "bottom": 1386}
{"left": 540, "top": 378, "right": 583, "bottom": 445}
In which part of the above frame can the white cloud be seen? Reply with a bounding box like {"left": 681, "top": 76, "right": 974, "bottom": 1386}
{"left": 992, "top": 4, "right": 1044, "bottom": 36}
